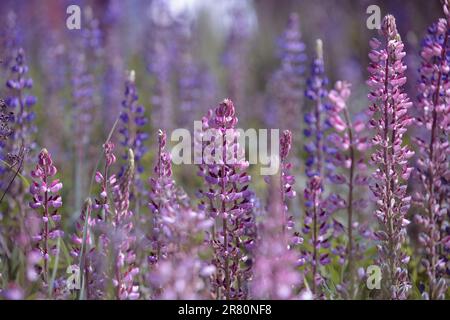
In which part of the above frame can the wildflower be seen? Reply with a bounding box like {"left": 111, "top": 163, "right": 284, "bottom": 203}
{"left": 197, "top": 99, "right": 255, "bottom": 300}
{"left": 327, "top": 80, "right": 370, "bottom": 297}
{"left": 413, "top": 2, "right": 450, "bottom": 300}
{"left": 367, "top": 15, "right": 413, "bottom": 299}
{"left": 28, "top": 148, "right": 64, "bottom": 283}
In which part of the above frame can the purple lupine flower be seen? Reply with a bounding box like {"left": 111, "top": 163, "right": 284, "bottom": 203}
{"left": 118, "top": 70, "right": 149, "bottom": 181}
{"left": 268, "top": 13, "right": 306, "bottom": 138}
{"left": 28, "top": 148, "right": 64, "bottom": 284}
{"left": 413, "top": 3, "right": 450, "bottom": 300}
{"left": 110, "top": 148, "right": 139, "bottom": 300}
{"left": 148, "top": 130, "right": 189, "bottom": 264}
{"left": 269, "top": 130, "right": 297, "bottom": 236}
{"left": 367, "top": 15, "right": 414, "bottom": 300}
{"left": 304, "top": 39, "right": 330, "bottom": 178}
{"left": 196, "top": 99, "right": 255, "bottom": 300}
{"left": 252, "top": 175, "right": 301, "bottom": 299}
{"left": 5, "top": 47, "right": 37, "bottom": 158}
{"left": 70, "top": 198, "right": 105, "bottom": 299}
{"left": 301, "top": 175, "right": 329, "bottom": 297}
{"left": 327, "top": 80, "right": 370, "bottom": 297}
{"left": 93, "top": 141, "right": 116, "bottom": 216}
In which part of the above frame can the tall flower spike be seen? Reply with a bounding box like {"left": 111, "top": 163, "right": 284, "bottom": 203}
{"left": 413, "top": 2, "right": 450, "bottom": 300}
{"left": 300, "top": 39, "right": 333, "bottom": 298}
{"left": 148, "top": 129, "right": 188, "bottom": 264}
{"left": 5, "top": 48, "right": 37, "bottom": 159}
{"left": 367, "top": 14, "right": 414, "bottom": 299}
{"left": 197, "top": 99, "right": 255, "bottom": 300}
{"left": 29, "top": 148, "right": 64, "bottom": 284}
{"left": 327, "top": 80, "right": 370, "bottom": 298}
{"left": 268, "top": 13, "right": 306, "bottom": 139}
{"left": 304, "top": 39, "right": 331, "bottom": 178}
{"left": 109, "top": 148, "right": 139, "bottom": 300}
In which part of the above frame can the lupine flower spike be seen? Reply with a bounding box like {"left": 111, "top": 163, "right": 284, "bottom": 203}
{"left": 29, "top": 148, "right": 63, "bottom": 284}
{"left": 327, "top": 80, "right": 370, "bottom": 297}
{"left": 367, "top": 15, "right": 414, "bottom": 299}
{"left": 413, "top": 0, "right": 450, "bottom": 300}
{"left": 197, "top": 99, "right": 255, "bottom": 300}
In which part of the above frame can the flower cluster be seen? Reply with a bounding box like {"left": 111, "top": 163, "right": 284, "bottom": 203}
{"left": 28, "top": 148, "right": 63, "bottom": 283}
{"left": 413, "top": 7, "right": 450, "bottom": 300}
{"left": 197, "top": 99, "right": 255, "bottom": 300}
{"left": 148, "top": 130, "right": 188, "bottom": 263}
{"left": 367, "top": 15, "right": 414, "bottom": 299}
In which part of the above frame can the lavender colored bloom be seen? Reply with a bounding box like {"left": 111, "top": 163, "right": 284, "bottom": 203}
{"left": 197, "top": 99, "right": 255, "bottom": 300}
{"left": 28, "top": 148, "right": 64, "bottom": 283}
{"left": 5, "top": 48, "right": 37, "bottom": 157}
{"left": 304, "top": 39, "right": 331, "bottom": 178}
{"left": 148, "top": 130, "right": 189, "bottom": 263}
{"left": 118, "top": 70, "right": 149, "bottom": 176}
{"left": 413, "top": 3, "right": 450, "bottom": 300}
{"left": 327, "top": 80, "right": 370, "bottom": 297}
{"left": 301, "top": 175, "right": 329, "bottom": 297}
{"left": 268, "top": 13, "right": 306, "bottom": 136}
{"left": 367, "top": 15, "right": 414, "bottom": 300}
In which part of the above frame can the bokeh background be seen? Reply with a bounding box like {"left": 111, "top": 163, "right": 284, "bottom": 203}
{"left": 0, "top": 0, "right": 444, "bottom": 241}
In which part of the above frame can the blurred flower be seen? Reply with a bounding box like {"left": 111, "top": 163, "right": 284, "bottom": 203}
{"left": 28, "top": 148, "right": 64, "bottom": 283}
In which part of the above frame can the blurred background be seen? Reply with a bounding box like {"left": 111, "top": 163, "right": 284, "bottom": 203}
{"left": 0, "top": 0, "right": 444, "bottom": 219}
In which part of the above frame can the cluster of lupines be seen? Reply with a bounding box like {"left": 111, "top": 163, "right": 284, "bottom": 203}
{"left": 327, "top": 80, "right": 370, "bottom": 297}
{"left": 367, "top": 15, "right": 414, "bottom": 299}
{"left": 268, "top": 13, "right": 306, "bottom": 137}
{"left": 196, "top": 99, "right": 255, "bottom": 300}
{"left": 28, "top": 149, "right": 63, "bottom": 284}
{"left": 413, "top": 3, "right": 450, "bottom": 300}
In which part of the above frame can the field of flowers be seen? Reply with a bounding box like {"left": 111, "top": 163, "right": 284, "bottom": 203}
{"left": 0, "top": 0, "right": 448, "bottom": 300}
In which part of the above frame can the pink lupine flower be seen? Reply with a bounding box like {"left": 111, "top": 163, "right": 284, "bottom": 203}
{"left": 28, "top": 148, "right": 64, "bottom": 283}
{"left": 367, "top": 15, "right": 413, "bottom": 299}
